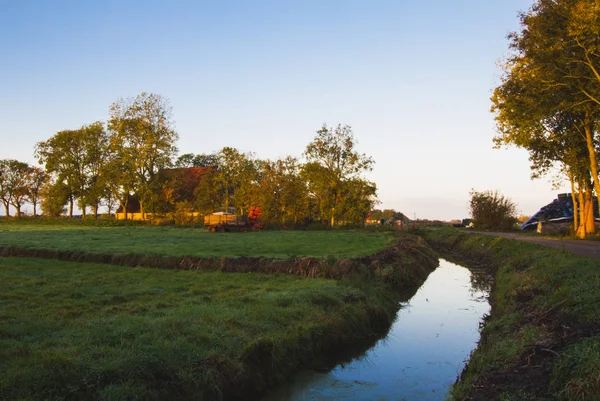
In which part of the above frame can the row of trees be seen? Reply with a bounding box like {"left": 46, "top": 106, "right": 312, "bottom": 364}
{"left": 492, "top": 0, "right": 600, "bottom": 237}
{"left": 1, "top": 93, "right": 378, "bottom": 227}
{"left": 31, "top": 93, "right": 178, "bottom": 219}
{"left": 166, "top": 139, "right": 376, "bottom": 226}
{"left": 368, "top": 209, "right": 409, "bottom": 222}
{"left": 0, "top": 161, "right": 46, "bottom": 217}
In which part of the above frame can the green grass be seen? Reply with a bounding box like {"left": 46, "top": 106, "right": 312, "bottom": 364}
{"left": 0, "top": 221, "right": 391, "bottom": 258}
{"left": 551, "top": 337, "right": 600, "bottom": 400}
{"left": 0, "top": 257, "right": 397, "bottom": 400}
{"left": 423, "top": 228, "right": 600, "bottom": 401}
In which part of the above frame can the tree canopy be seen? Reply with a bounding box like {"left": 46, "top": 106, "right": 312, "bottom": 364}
{"left": 303, "top": 124, "right": 375, "bottom": 227}
{"left": 492, "top": 0, "right": 600, "bottom": 237}
{"left": 108, "top": 92, "right": 178, "bottom": 217}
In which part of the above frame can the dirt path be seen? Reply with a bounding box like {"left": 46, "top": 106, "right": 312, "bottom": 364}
{"left": 469, "top": 231, "right": 600, "bottom": 260}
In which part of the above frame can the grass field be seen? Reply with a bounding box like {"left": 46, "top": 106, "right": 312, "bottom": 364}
{"left": 0, "top": 221, "right": 391, "bottom": 258}
{"left": 0, "top": 257, "right": 397, "bottom": 400}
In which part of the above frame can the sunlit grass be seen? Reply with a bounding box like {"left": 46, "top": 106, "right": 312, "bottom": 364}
{"left": 0, "top": 221, "right": 391, "bottom": 258}
{"left": 0, "top": 257, "right": 397, "bottom": 400}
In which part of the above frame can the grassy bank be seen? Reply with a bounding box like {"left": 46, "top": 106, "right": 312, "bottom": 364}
{"left": 423, "top": 228, "right": 600, "bottom": 401}
{"left": 0, "top": 233, "right": 438, "bottom": 291}
{"left": 1, "top": 231, "right": 439, "bottom": 400}
{"left": 1, "top": 257, "right": 399, "bottom": 400}
{"left": 0, "top": 221, "right": 390, "bottom": 258}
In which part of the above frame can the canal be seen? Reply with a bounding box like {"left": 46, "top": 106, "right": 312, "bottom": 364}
{"left": 262, "top": 259, "right": 491, "bottom": 401}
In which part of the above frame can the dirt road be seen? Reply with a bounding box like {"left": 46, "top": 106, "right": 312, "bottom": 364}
{"left": 469, "top": 231, "right": 600, "bottom": 260}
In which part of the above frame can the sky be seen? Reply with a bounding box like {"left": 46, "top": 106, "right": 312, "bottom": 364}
{"left": 0, "top": 0, "right": 568, "bottom": 220}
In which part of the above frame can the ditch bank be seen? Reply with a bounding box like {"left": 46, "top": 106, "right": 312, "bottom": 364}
{"left": 422, "top": 228, "right": 600, "bottom": 401}
{"left": 0, "top": 233, "right": 439, "bottom": 400}
{"left": 0, "top": 233, "right": 437, "bottom": 290}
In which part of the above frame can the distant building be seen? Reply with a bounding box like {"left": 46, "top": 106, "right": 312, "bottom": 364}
{"left": 521, "top": 193, "right": 598, "bottom": 231}
{"left": 115, "top": 166, "right": 213, "bottom": 220}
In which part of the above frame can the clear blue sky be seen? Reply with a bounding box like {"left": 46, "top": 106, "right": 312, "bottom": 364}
{"left": 0, "top": 0, "right": 563, "bottom": 220}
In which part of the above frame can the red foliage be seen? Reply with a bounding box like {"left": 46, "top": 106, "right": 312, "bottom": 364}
{"left": 248, "top": 206, "right": 262, "bottom": 221}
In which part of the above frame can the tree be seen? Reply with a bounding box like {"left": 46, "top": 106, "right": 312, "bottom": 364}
{"left": 78, "top": 122, "right": 113, "bottom": 218}
{"left": 36, "top": 127, "right": 87, "bottom": 217}
{"left": 0, "top": 159, "right": 30, "bottom": 217}
{"left": 255, "top": 157, "right": 309, "bottom": 226}
{"left": 194, "top": 170, "right": 222, "bottom": 215}
{"left": 515, "top": 0, "right": 600, "bottom": 107}
{"left": 25, "top": 166, "right": 48, "bottom": 217}
{"left": 108, "top": 92, "right": 179, "bottom": 218}
{"left": 469, "top": 190, "right": 518, "bottom": 231}
{"left": 0, "top": 160, "right": 11, "bottom": 216}
{"left": 336, "top": 178, "right": 378, "bottom": 225}
{"left": 276, "top": 157, "right": 310, "bottom": 225}
{"left": 175, "top": 153, "right": 219, "bottom": 168}
{"left": 303, "top": 124, "right": 375, "bottom": 227}
{"left": 382, "top": 209, "right": 396, "bottom": 222}
{"left": 103, "top": 154, "right": 135, "bottom": 219}
{"left": 215, "top": 147, "right": 258, "bottom": 215}
{"left": 492, "top": 0, "right": 600, "bottom": 237}
{"left": 40, "top": 180, "right": 69, "bottom": 217}
{"left": 301, "top": 162, "right": 333, "bottom": 224}
{"left": 369, "top": 209, "right": 383, "bottom": 221}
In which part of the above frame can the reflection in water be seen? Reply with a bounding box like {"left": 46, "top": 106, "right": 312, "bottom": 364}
{"left": 262, "top": 259, "right": 491, "bottom": 401}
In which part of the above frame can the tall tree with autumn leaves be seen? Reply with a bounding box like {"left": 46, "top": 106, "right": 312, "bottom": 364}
{"left": 492, "top": 0, "right": 600, "bottom": 237}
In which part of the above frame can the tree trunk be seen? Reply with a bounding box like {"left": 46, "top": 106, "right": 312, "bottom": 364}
{"left": 584, "top": 123, "right": 600, "bottom": 221}
{"left": 106, "top": 199, "right": 114, "bottom": 215}
{"left": 570, "top": 175, "right": 578, "bottom": 234}
{"left": 15, "top": 205, "right": 21, "bottom": 219}
{"left": 577, "top": 188, "right": 587, "bottom": 238}
{"left": 118, "top": 195, "right": 129, "bottom": 220}
{"left": 33, "top": 202, "right": 37, "bottom": 217}
{"left": 69, "top": 198, "right": 74, "bottom": 218}
{"left": 93, "top": 204, "right": 99, "bottom": 219}
{"left": 330, "top": 207, "right": 335, "bottom": 228}
{"left": 585, "top": 183, "right": 595, "bottom": 234}
{"left": 82, "top": 205, "right": 86, "bottom": 219}
{"left": 224, "top": 181, "right": 229, "bottom": 212}
{"left": 140, "top": 200, "right": 145, "bottom": 220}
{"left": 3, "top": 202, "right": 9, "bottom": 217}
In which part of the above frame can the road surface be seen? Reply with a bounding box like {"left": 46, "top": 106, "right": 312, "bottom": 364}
{"left": 469, "top": 231, "right": 600, "bottom": 260}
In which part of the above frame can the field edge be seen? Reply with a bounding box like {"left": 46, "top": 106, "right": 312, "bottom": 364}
{"left": 422, "top": 228, "right": 600, "bottom": 401}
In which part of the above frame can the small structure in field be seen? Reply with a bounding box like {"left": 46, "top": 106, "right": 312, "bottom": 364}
{"left": 204, "top": 212, "right": 248, "bottom": 232}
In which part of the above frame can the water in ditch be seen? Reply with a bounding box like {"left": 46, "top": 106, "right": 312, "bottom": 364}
{"left": 261, "top": 259, "right": 491, "bottom": 401}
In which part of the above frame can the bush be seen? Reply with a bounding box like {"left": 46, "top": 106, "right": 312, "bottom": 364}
{"left": 173, "top": 202, "right": 199, "bottom": 225}
{"left": 469, "top": 190, "right": 517, "bottom": 231}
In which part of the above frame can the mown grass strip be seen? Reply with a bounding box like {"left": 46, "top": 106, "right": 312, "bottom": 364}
{"left": 423, "top": 228, "right": 600, "bottom": 401}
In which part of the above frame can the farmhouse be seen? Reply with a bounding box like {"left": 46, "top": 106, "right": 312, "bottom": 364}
{"left": 115, "top": 167, "right": 213, "bottom": 220}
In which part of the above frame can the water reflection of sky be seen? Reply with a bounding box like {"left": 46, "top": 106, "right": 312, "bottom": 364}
{"left": 262, "top": 259, "right": 491, "bottom": 401}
